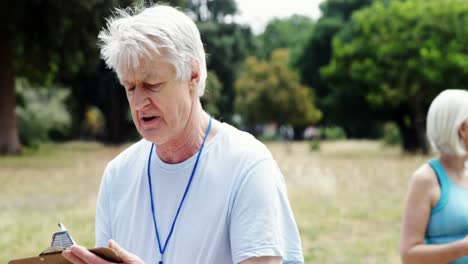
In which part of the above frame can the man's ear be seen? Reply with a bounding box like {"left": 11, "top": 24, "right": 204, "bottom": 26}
{"left": 189, "top": 60, "right": 200, "bottom": 92}
{"left": 460, "top": 122, "right": 467, "bottom": 139}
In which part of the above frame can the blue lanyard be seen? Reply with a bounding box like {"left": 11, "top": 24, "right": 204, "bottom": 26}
{"left": 147, "top": 116, "right": 212, "bottom": 264}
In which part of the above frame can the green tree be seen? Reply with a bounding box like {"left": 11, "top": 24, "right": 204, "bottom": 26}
{"left": 256, "top": 15, "right": 315, "bottom": 64}
{"left": 65, "top": 62, "right": 131, "bottom": 144}
{"left": 321, "top": 0, "right": 468, "bottom": 153}
{"left": 0, "top": 0, "right": 133, "bottom": 154}
{"left": 156, "top": 0, "right": 187, "bottom": 8}
{"left": 297, "top": 0, "right": 376, "bottom": 137}
{"left": 235, "top": 49, "right": 322, "bottom": 127}
{"left": 320, "top": 0, "right": 375, "bottom": 20}
{"left": 201, "top": 71, "right": 223, "bottom": 117}
{"left": 199, "top": 22, "right": 256, "bottom": 120}
{"left": 15, "top": 79, "right": 71, "bottom": 148}
{"left": 188, "top": 0, "right": 237, "bottom": 22}
{"left": 165, "top": 0, "right": 254, "bottom": 121}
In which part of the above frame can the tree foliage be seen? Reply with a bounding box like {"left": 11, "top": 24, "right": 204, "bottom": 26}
{"left": 166, "top": 0, "right": 255, "bottom": 120}
{"left": 199, "top": 22, "right": 256, "bottom": 120}
{"left": 187, "top": 0, "right": 237, "bottom": 22}
{"left": 297, "top": 0, "right": 376, "bottom": 138}
{"left": 321, "top": 0, "right": 468, "bottom": 152}
{"left": 66, "top": 62, "right": 130, "bottom": 143}
{"left": 5, "top": 0, "right": 134, "bottom": 83}
{"left": 235, "top": 49, "right": 322, "bottom": 127}
{"left": 298, "top": 0, "right": 375, "bottom": 91}
{"left": 256, "top": 15, "right": 315, "bottom": 64}
{"left": 320, "top": 0, "right": 375, "bottom": 20}
{"left": 0, "top": 0, "right": 134, "bottom": 154}
{"left": 201, "top": 71, "right": 223, "bottom": 117}
{"left": 15, "top": 79, "right": 71, "bottom": 148}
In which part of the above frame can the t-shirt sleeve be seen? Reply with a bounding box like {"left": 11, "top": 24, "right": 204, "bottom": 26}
{"left": 229, "top": 158, "right": 304, "bottom": 264}
{"left": 95, "top": 163, "right": 113, "bottom": 247}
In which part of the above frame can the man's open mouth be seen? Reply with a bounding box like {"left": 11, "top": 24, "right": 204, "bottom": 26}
{"left": 142, "top": 116, "right": 157, "bottom": 122}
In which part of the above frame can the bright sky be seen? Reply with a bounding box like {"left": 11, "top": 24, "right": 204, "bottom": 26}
{"left": 233, "top": 0, "right": 325, "bottom": 34}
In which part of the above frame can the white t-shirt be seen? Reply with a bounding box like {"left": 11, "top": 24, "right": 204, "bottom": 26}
{"left": 95, "top": 122, "right": 304, "bottom": 264}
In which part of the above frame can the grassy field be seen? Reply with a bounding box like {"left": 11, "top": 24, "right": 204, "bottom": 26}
{"left": 0, "top": 140, "right": 429, "bottom": 263}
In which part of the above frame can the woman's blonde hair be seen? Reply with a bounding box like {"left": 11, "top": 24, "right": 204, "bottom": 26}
{"left": 426, "top": 89, "right": 468, "bottom": 156}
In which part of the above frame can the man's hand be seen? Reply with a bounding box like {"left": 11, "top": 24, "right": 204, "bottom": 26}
{"left": 62, "top": 240, "right": 144, "bottom": 264}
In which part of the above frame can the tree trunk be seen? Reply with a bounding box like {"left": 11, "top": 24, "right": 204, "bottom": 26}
{"left": 102, "top": 73, "right": 129, "bottom": 144}
{"left": 0, "top": 32, "right": 22, "bottom": 155}
{"left": 395, "top": 110, "right": 419, "bottom": 153}
{"left": 410, "top": 97, "right": 429, "bottom": 154}
{"left": 104, "top": 90, "right": 128, "bottom": 144}
{"left": 398, "top": 123, "right": 419, "bottom": 153}
{"left": 395, "top": 98, "right": 429, "bottom": 154}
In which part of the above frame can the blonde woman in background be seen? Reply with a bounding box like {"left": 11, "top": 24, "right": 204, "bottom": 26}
{"left": 401, "top": 89, "right": 468, "bottom": 264}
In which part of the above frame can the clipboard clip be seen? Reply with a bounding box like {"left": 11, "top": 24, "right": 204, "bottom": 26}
{"left": 8, "top": 223, "right": 122, "bottom": 263}
{"left": 39, "top": 222, "right": 76, "bottom": 255}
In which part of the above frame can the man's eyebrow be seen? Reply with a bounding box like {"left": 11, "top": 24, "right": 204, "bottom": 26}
{"left": 120, "top": 80, "right": 131, "bottom": 87}
{"left": 120, "top": 71, "right": 160, "bottom": 86}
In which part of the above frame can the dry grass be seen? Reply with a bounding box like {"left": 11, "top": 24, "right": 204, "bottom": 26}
{"left": 0, "top": 142, "right": 127, "bottom": 262}
{"left": 270, "top": 140, "right": 429, "bottom": 263}
{"left": 0, "top": 140, "right": 429, "bottom": 263}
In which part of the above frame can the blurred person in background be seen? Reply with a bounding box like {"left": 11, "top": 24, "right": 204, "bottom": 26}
{"left": 62, "top": 3, "right": 303, "bottom": 264}
{"left": 401, "top": 89, "right": 468, "bottom": 264}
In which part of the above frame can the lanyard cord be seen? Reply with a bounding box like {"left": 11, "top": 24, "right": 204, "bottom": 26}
{"left": 147, "top": 116, "right": 212, "bottom": 264}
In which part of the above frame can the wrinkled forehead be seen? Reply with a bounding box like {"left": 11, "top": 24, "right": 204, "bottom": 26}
{"left": 116, "top": 52, "right": 175, "bottom": 85}
{"left": 116, "top": 57, "right": 151, "bottom": 84}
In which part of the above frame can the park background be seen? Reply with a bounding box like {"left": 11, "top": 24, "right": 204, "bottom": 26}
{"left": 1, "top": 0, "right": 467, "bottom": 263}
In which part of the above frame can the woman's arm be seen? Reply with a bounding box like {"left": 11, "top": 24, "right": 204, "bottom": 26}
{"left": 400, "top": 167, "right": 468, "bottom": 264}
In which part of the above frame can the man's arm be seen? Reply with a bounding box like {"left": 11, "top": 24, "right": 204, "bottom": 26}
{"left": 239, "top": 256, "right": 282, "bottom": 264}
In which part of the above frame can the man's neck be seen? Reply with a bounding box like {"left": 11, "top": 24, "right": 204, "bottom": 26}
{"left": 156, "top": 107, "right": 210, "bottom": 164}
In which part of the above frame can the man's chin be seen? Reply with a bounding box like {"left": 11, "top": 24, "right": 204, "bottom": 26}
{"left": 139, "top": 130, "right": 165, "bottom": 144}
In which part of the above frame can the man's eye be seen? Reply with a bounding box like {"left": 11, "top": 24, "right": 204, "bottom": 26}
{"left": 147, "top": 83, "right": 162, "bottom": 91}
{"left": 126, "top": 86, "right": 135, "bottom": 93}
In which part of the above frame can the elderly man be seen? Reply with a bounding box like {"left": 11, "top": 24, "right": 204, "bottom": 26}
{"left": 62, "top": 4, "right": 303, "bottom": 264}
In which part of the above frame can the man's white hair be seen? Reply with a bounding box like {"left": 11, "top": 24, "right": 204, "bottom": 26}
{"left": 426, "top": 89, "right": 468, "bottom": 156}
{"left": 98, "top": 3, "right": 207, "bottom": 96}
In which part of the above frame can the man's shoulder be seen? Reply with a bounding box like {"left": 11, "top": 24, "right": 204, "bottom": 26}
{"left": 107, "top": 138, "right": 150, "bottom": 170}
{"left": 218, "top": 123, "right": 272, "bottom": 161}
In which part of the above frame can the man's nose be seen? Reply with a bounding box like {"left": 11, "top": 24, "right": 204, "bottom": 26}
{"left": 133, "top": 86, "right": 150, "bottom": 111}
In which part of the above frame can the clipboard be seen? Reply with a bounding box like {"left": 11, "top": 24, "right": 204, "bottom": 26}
{"left": 8, "top": 247, "right": 122, "bottom": 264}
{"left": 8, "top": 223, "right": 122, "bottom": 264}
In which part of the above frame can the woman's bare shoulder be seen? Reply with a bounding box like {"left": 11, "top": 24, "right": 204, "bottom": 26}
{"left": 410, "top": 163, "right": 439, "bottom": 190}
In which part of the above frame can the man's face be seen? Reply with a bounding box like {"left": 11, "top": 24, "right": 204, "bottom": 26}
{"left": 119, "top": 55, "right": 195, "bottom": 145}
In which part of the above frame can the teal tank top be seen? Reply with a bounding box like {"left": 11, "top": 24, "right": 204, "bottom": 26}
{"left": 426, "top": 159, "right": 468, "bottom": 264}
